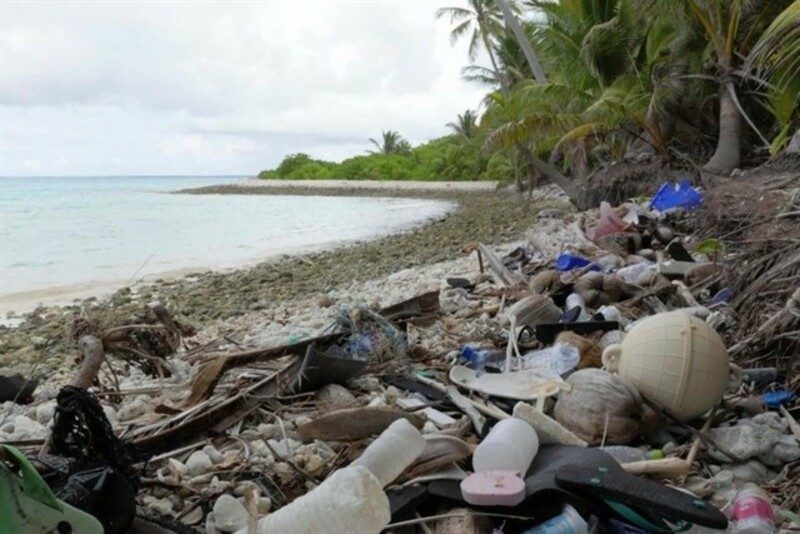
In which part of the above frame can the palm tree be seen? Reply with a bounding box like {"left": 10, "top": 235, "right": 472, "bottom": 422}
{"left": 446, "top": 110, "right": 479, "bottom": 138}
{"left": 367, "top": 131, "right": 411, "bottom": 155}
{"left": 496, "top": 0, "right": 547, "bottom": 83}
{"left": 437, "top": 1, "right": 507, "bottom": 88}
{"left": 679, "top": 0, "right": 794, "bottom": 173}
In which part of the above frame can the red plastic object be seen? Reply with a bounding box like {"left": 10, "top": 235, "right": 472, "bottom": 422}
{"left": 460, "top": 470, "right": 526, "bottom": 506}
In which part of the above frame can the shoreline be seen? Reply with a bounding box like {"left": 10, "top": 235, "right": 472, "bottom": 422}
{"left": 0, "top": 193, "right": 458, "bottom": 319}
{"left": 0, "top": 183, "right": 570, "bottom": 376}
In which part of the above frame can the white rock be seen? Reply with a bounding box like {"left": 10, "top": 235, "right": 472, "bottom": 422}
{"left": 1, "top": 415, "right": 46, "bottom": 440}
{"left": 212, "top": 494, "right": 248, "bottom": 533}
{"left": 186, "top": 450, "right": 213, "bottom": 476}
{"left": 117, "top": 398, "right": 148, "bottom": 422}
{"left": 143, "top": 495, "right": 174, "bottom": 515}
{"left": 257, "top": 496, "right": 272, "bottom": 514}
{"left": 35, "top": 401, "right": 56, "bottom": 425}
{"left": 203, "top": 444, "right": 224, "bottom": 464}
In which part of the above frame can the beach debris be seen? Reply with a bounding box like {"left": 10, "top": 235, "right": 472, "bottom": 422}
{"left": 296, "top": 407, "right": 424, "bottom": 441}
{"left": 602, "top": 311, "right": 730, "bottom": 421}
{"left": 449, "top": 365, "right": 566, "bottom": 401}
{"left": 3, "top": 184, "right": 798, "bottom": 531}
{"left": 554, "top": 368, "right": 655, "bottom": 445}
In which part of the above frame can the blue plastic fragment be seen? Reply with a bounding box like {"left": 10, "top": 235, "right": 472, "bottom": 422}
{"left": 762, "top": 390, "right": 795, "bottom": 408}
{"left": 555, "top": 252, "right": 600, "bottom": 272}
{"left": 650, "top": 180, "right": 704, "bottom": 212}
{"left": 712, "top": 287, "right": 733, "bottom": 304}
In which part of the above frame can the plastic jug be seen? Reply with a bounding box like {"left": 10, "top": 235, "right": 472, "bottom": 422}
{"left": 473, "top": 418, "right": 539, "bottom": 475}
{"left": 351, "top": 418, "right": 425, "bottom": 486}
{"left": 248, "top": 465, "right": 390, "bottom": 533}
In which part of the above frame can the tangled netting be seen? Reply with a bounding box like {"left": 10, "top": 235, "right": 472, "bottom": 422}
{"left": 332, "top": 306, "right": 407, "bottom": 363}
{"left": 51, "top": 386, "right": 142, "bottom": 490}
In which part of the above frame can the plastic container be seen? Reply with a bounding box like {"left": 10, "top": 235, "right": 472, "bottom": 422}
{"left": 731, "top": 483, "right": 775, "bottom": 533}
{"left": 473, "top": 418, "right": 539, "bottom": 475}
{"left": 519, "top": 344, "right": 580, "bottom": 376}
{"left": 600, "top": 446, "right": 663, "bottom": 463}
{"left": 252, "top": 465, "right": 390, "bottom": 533}
{"left": 524, "top": 504, "right": 588, "bottom": 533}
{"left": 352, "top": 418, "right": 425, "bottom": 486}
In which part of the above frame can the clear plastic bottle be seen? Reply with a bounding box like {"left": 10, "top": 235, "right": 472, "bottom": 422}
{"left": 732, "top": 483, "right": 775, "bottom": 533}
{"left": 519, "top": 344, "right": 580, "bottom": 376}
{"left": 524, "top": 504, "right": 588, "bottom": 533}
{"left": 473, "top": 418, "right": 539, "bottom": 475}
{"left": 351, "top": 418, "right": 425, "bottom": 486}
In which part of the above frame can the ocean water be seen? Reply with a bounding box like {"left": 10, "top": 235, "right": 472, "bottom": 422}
{"left": 0, "top": 176, "right": 454, "bottom": 303}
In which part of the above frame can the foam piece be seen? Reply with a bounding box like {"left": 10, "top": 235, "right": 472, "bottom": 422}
{"left": 460, "top": 470, "right": 526, "bottom": 506}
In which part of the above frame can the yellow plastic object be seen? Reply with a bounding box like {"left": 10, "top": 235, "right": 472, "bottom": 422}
{"left": 602, "top": 311, "right": 729, "bottom": 421}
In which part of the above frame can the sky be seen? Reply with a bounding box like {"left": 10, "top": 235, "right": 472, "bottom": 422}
{"left": 0, "top": 0, "right": 488, "bottom": 176}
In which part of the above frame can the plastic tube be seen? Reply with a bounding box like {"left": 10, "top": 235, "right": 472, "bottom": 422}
{"left": 351, "top": 418, "right": 425, "bottom": 486}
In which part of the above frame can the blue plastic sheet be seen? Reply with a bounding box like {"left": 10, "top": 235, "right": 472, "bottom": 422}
{"left": 650, "top": 180, "right": 704, "bottom": 211}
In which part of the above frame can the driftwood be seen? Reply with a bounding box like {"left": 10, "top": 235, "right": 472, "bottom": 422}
{"left": 478, "top": 243, "right": 525, "bottom": 287}
{"left": 296, "top": 407, "right": 424, "bottom": 441}
{"left": 72, "top": 335, "right": 105, "bottom": 390}
{"left": 180, "top": 332, "right": 344, "bottom": 408}
{"left": 134, "top": 358, "right": 301, "bottom": 454}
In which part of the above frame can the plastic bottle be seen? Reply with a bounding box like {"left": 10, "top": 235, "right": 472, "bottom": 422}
{"left": 519, "top": 344, "right": 580, "bottom": 376}
{"left": 460, "top": 345, "right": 506, "bottom": 372}
{"left": 473, "top": 418, "right": 539, "bottom": 475}
{"left": 731, "top": 483, "right": 775, "bottom": 533}
{"left": 599, "top": 446, "right": 663, "bottom": 463}
{"left": 524, "top": 504, "right": 588, "bottom": 533}
{"left": 351, "top": 418, "right": 425, "bottom": 486}
{"left": 616, "top": 262, "right": 658, "bottom": 286}
{"left": 250, "top": 465, "right": 390, "bottom": 533}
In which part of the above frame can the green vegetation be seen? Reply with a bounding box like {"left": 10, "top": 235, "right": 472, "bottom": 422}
{"left": 261, "top": 0, "right": 800, "bottom": 197}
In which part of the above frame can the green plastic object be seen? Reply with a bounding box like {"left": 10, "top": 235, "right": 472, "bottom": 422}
{"left": 0, "top": 444, "right": 103, "bottom": 533}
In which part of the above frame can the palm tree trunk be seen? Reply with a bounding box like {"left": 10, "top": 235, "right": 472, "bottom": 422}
{"left": 496, "top": 0, "right": 547, "bottom": 84}
{"left": 483, "top": 33, "right": 506, "bottom": 90}
{"left": 704, "top": 79, "right": 741, "bottom": 174}
{"left": 518, "top": 146, "right": 584, "bottom": 208}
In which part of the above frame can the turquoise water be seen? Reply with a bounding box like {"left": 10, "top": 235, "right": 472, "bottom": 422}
{"left": 0, "top": 176, "right": 454, "bottom": 298}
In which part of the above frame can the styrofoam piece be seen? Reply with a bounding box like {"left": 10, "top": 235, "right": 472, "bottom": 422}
{"left": 460, "top": 470, "right": 526, "bottom": 506}
{"left": 396, "top": 396, "right": 427, "bottom": 410}
{"left": 449, "top": 365, "right": 566, "bottom": 401}
{"left": 513, "top": 402, "right": 587, "bottom": 447}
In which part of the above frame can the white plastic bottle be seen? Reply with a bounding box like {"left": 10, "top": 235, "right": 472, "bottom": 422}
{"left": 247, "top": 465, "right": 390, "bottom": 534}
{"left": 352, "top": 418, "right": 425, "bottom": 486}
{"left": 473, "top": 418, "right": 539, "bottom": 475}
{"left": 732, "top": 483, "right": 775, "bottom": 533}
